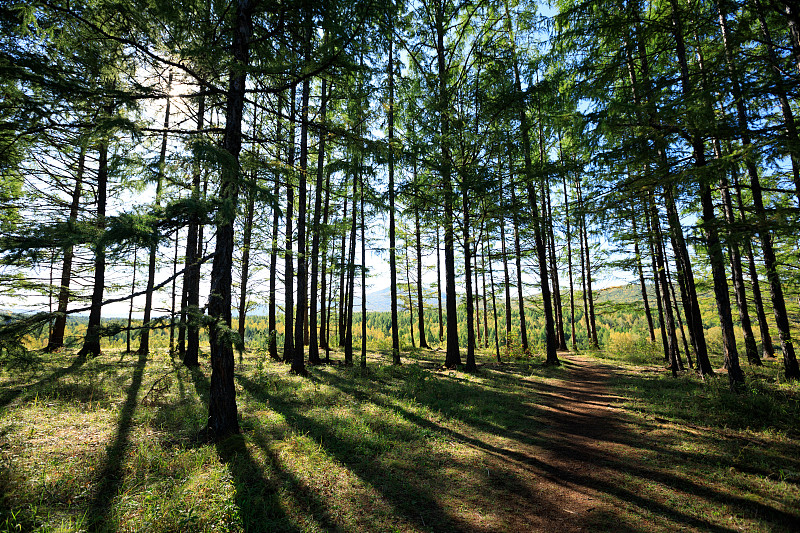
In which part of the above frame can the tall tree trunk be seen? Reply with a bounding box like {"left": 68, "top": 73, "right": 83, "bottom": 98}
{"left": 504, "top": 0, "right": 558, "bottom": 364}
{"left": 435, "top": 5, "right": 461, "bottom": 368}
{"left": 577, "top": 180, "right": 597, "bottom": 347}
{"left": 283, "top": 86, "right": 297, "bottom": 363}
{"left": 415, "top": 207, "right": 429, "bottom": 349}
{"left": 267, "top": 169, "right": 281, "bottom": 361}
{"left": 309, "top": 78, "right": 328, "bottom": 366}
{"left": 632, "top": 209, "right": 655, "bottom": 343}
{"left": 206, "top": 0, "right": 252, "bottom": 438}
{"left": 170, "top": 228, "right": 179, "bottom": 354}
{"left": 733, "top": 169, "right": 774, "bottom": 359}
{"left": 360, "top": 171, "right": 367, "bottom": 369}
{"left": 406, "top": 242, "right": 416, "bottom": 349}
{"left": 319, "top": 107, "right": 333, "bottom": 354}
{"left": 127, "top": 247, "right": 138, "bottom": 353}
{"left": 645, "top": 199, "right": 669, "bottom": 360}
{"left": 511, "top": 185, "right": 528, "bottom": 353}
{"left": 664, "top": 185, "right": 710, "bottom": 370}
{"left": 666, "top": 253, "right": 692, "bottom": 369}
{"left": 649, "top": 194, "right": 681, "bottom": 375}
{"left": 670, "top": 0, "right": 743, "bottom": 385}
{"left": 338, "top": 194, "right": 348, "bottom": 347}
{"left": 481, "top": 219, "right": 489, "bottom": 349}
{"left": 47, "top": 145, "right": 85, "bottom": 352}
{"left": 436, "top": 225, "right": 443, "bottom": 343}
{"left": 500, "top": 186, "right": 512, "bottom": 348}
{"left": 182, "top": 92, "right": 205, "bottom": 367}
{"left": 292, "top": 46, "right": 312, "bottom": 375}
{"left": 562, "top": 172, "right": 577, "bottom": 350}
{"left": 238, "top": 188, "right": 255, "bottom": 349}
{"left": 139, "top": 72, "right": 172, "bottom": 356}
{"left": 487, "top": 227, "right": 501, "bottom": 362}
{"left": 715, "top": 140, "right": 761, "bottom": 366}
{"left": 344, "top": 169, "right": 358, "bottom": 365}
{"left": 464, "top": 185, "right": 476, "bottom": 371}
{"left": 388, "top": 35, "right": 401, "bottom": 363}
{"left": 78, "top": 138, "right": 109, "bottom": 358}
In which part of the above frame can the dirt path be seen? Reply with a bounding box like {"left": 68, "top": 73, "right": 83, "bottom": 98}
{"left": 470, "top": 354, "right": 639, "bottom": 532}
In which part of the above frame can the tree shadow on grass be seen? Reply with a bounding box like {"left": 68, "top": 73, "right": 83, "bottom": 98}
{"left": 314, "top": 361, "right": 797, "bottom": 532}
{"left": 188, "top": 365, "right": 306, "bottom": 532}
{"left": 0, "top": 352, "right": 87, "bottom": 409}
{"left": 86, "top": 350, "right": 147, "bottom": 531}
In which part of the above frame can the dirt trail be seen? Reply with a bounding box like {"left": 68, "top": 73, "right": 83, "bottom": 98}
{"left": 473, "top": 354, "right": 634, "bottom": 532}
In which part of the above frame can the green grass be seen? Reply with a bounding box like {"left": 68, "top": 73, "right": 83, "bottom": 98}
{"left": 0, "top": 344, "right": 798, "bottom": 532}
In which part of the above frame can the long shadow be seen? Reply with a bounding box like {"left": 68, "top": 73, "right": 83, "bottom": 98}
{"left": 189, "top": 366, "right": 299, "bottom": 532}
{"left": 316, "top": 361, "right": 797, "bottom": 531}
{"left": 237, "top": 372, "right": 489, "bottom": 532}
{"left": 0, "top": 353, "right": 87, "bottom": 409}
{"left": 86, "top": 350, "right": 147, "bottom": 531}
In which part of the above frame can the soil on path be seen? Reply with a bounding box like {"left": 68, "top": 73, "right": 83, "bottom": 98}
{"left": 466, "top": 354, "right": 631, "bottom": 532}
{"left": 454, "top": 353, "right": 760, "bottom": 533}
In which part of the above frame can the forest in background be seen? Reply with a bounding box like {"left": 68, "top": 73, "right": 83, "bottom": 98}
{"left": 2, "top": 0, "right": 800, "bottom": 438}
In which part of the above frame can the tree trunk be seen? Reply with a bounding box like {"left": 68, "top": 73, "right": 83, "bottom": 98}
{"left": 563, "top": 172, "right": 577, "bottom": 350}
{"left": 632, "top": 210, "right": 655, "bottom": 343}
{"left": 206, "top": 0, "right": 252, "bottom": 439}
{"left": 47, "top": 144, "right": 85, "bottom": 352}
{"left": 344, "top": 169, "right": 358, "bottom": 365}
{"left": 577, "top": 180, "right": 597, "bottom": 348}
{"left": 283, "top": 86, "right": 297, "bottom": 363}
{"left": 504, "top": 0, "right": 557, "bottom": 365}
{"left": 360, "top": 168, "right": 367, "bottom": 369}
{"left": 415, "top": 207, "right": 429, "bottom": 349}
{"left": 309, "top": 78, "right": 328, "bottom": 366}
{"left": 436, "top": 225, "right": 443, "bottom": 343}
{"left": 500, "top": 185, "right": 512, "bottom": 348}
{"left": 670, "top": 0, "right": 743, "bottom": 385}
{"left": 139, "top": 72, "right": 172, "bottom": 356}
{"left": 319, "top": 104, "right": 333, "bottom": 354}
{"left": 733, "top": 169, "right": 774, "bottom": 359}
{"left": 127, "top": 247, "right": 138, "bottom": 353}
{"left": 487, "top": 227, "right": 501, "bottom": 362}
{"left": 292, "top": 53, "right": 311, "bottom": 376}
{"left": 511, "top": 185, "right": 528, "bottom": 353}
{"left": 237, "top": 188, "right": 255, "bottom": 349}
{"left": 78, "top": 138, "right": 108, "bottom": 358}
{"left": 406, "top": 242, "right": 416, "bottom": 349}
{"left": 649, "top": 194, "right": 681, "bottom": 375}
{"left": 182, "top": 92, "right": 205, "bottom": 367}
{"left": 388, "top": 35, "right": 401, "bottom": 363}
{"left": 170, "top": 228, "right": 179, "bottom": 353}
{"left": 464, "top": 186, "right": 476, "bottom": 372}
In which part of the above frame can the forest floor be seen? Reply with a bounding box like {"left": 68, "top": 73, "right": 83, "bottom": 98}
{"left": 1, "top": 345, "right": 799, "bottom": 532}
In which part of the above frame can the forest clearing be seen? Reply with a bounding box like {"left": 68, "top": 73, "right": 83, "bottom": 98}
{"left": 1, "top": 343, "right": 798, "bottom": 532}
